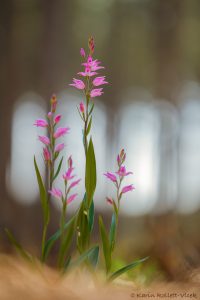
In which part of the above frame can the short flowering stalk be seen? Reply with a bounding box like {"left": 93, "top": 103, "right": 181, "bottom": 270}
{"left": 100, "top": 149, "right": 135, "bottom": 273}
{"left": 34, "top": 94, "right": 69, "bottom": 261}
{"left": 49, "top": 156, "right": 80, "bottom": 268}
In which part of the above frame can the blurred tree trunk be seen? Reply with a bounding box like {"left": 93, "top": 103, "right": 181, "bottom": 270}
{"left": 148, "top": 0, "right": 191, "bottom": 280}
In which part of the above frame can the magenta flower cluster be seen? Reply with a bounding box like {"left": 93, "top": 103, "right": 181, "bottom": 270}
{"left": 34, "top": 95, "right": 69, "bottom": 164}
{"left": 69, "top": 37, "right": 108, "bottom": 115}
{"left": 49, "top": 156, "right": 81, "bottom": 205}
{"left": 104, "top": 149, "right": 135, "bottom": 207}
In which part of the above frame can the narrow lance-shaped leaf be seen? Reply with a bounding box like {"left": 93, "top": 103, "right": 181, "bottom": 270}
{"left": 58, "top": 216, "right": 76, "bottom": 267}
{"left": 99, "top": 216, "right": 111, "bottom": 273}
{"left": 108, "top": 257, "right": 149, "bottom": 281}
{"left": 53, "top": 157, "right": 63, "bottom": 182}
{"left": 88, "top": 200, "right": 94, "bottom": 233}
{"left": 86, "top": 117, "right": 92, "bottom": 136}
{"left": 34, "top": 156, "right": 49, "bottom": 223}
{"left": 109, "top": 213, "right": 117, "bottom": 253}
{"left": 88, "top": 103, "right": 94, "bottom": 116}
{"left": 43, "top": 215, "right": 76, "bottom": 261}
{"left": 69, "top": 245, "right": 99, "bottom": 270}
{"left": 85, "top": 138, "right": 96, "bottom": 207}
{"left": 5, "top": 229, "right": 33, "bottom": 262}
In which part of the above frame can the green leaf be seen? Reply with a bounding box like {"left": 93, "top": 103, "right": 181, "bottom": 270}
{"left": 5, "top": 229, "right": 33, "bottom": 262}
{"left": 109, "top": 213, "right": 116, "bottom": 253}
{"left": 85, "top": 138, "right": 96, "bottom": 207}
{"left": 88, "top": 103, "right": 94, "bottom": 116}
{"left": 108, "top": 257, "right": 149, "bottom": 281}
{"left": 86, "top": 117, "right": 92, "bottom": 136}
{"left": 99, "top": 216, "right": 111, "bottom": 273}
{"left": 76, "top": 199, "right": 90, "bottom": 253}
{"left": 88, "top": 200, "right": 94, "bottom": 233}
{"left": 87, "top": 244, "right": 99, "bottom": 268}
{"left": 34, "top": 156, "right": 49, "bottom": 223}
{"left": 69, "top": 245, "right": 99, "bottom": 269}
{"left": 43, "top": 216, "right": 76, "bottom": 261}
{"left": 62, "top": 256, "right": 71, "bottom": 273}
{"left": 58, "top": 216, "right": 76, "bottom": 267}
{"left": 53, "top": 157, "right": 63, "bottom": 182}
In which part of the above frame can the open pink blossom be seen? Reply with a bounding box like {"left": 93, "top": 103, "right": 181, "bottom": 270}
{"left": 93, "top": 76, "right": 108, "bottom": 87}
{"left": 69, "top": 179, "right": 81, "bottom": 189}
{"left": 116, "top": 166, "right": 133, "bottom": 177}
{"left": 49, "top": 188, "right": 62, "bottom": 200}
{"left": 43, "top": 147, "right": 50, "bottom": 161}
{"left": 55, "top": 143, "right": 65, "bottom": 153}
{"left": 78, "top": 69, "right": 97, "bottom": 77}
{"left": 38, "top": 135, "right": 50, "bottom": 145}
{"left": 54, "top": 114, "right": 62, "bottom": 124}
{"left": 90, "top": 88, "right": 103, "bottom": 98}
{"left": 34, "top": 119, "right": 48, "bottom": 127}
{"left": 79, "top": 102, "right": 85, "bottom": 113}
{"left": 82, "top": 58, "right": 104, "bottom": 72}
{"left": 121, "top": 185, "right": 135, "bottom": 194}
{"left": 104, "top": 172, "right": 117, "bottom": 183}
{"left": 69, "top": 78, "right": 85, "bottom": 90}
{"left": 67, "top": 193, "right": 77, "bottom": 204}
{"left": 54, "top": 127, "right": 70, "bottom": 138}
{"left": 63, "top": 167, "right": 75, "bottom": 181}
{"left": 80, "top": 48, "right": 85, "bottom": 57}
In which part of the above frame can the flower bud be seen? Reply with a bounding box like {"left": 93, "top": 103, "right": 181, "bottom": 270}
{"left": 51, "top": 94, "right": 57, "bottom": 113}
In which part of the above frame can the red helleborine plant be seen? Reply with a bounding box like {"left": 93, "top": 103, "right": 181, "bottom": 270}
{"left": 6, "top": 37, "right": 148, "bottom": 281}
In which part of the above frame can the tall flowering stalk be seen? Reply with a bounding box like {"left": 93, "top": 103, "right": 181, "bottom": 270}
{"left": 99, "top": 149, "right": 135, "bottom": 274}
{"left": 49, "top": 156, "right": 81, "bottom": 268}
{"left": 69, "top": 37, "right": 108, "bottom": 253}
{"left": 34, "top": 95, "right": 69, "bottom": 261}
{"left": 70, "top": 37, "right": 107, "bottom": 155}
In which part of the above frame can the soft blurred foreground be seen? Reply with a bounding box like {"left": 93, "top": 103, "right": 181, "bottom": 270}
{"left": 1, "top": 0, "right": 200, "bottom": 284}
{"left": 0, "top": 255, "right": 199, "bottom": 300}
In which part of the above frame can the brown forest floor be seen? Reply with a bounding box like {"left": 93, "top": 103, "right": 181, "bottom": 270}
{"left": 0, "top": 255, "right": 199, "bottom": 300}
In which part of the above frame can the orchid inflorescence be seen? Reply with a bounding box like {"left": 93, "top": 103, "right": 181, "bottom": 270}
{"left": 6, "top": 37, "right": 147, "bottom": 281}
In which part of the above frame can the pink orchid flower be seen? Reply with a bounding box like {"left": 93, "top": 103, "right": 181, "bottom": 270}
{"left": 79, "top": 102, "right": 85, "bottom": 113}
{"left": 69, "top": 179, "right": 81, "bottom": 189}
{"left": 34, "top": 119, "right": 48, "bottom": 127}
{"left": 54, "top": 127, "right": 70, "bottom": 139}
{"left": 43, "top": 147, "right": 50, "bottom": 161}
{"left": 63, "top": 167, "right": 75, "bottom": 181}
{"left": 67, "top": 193, "right": 77, "bottom": 204}
{"left": 90, "top": 88, "right": 104, "bottom": 98}
{"left": 69, "top": 78, "right": 85, "bottom": 90}
{"left": 93, "top": 76, "right": 108, "bottom": 87}
{"left": 55, "top": 143, "right": 65, "bottom": 153}
{"left": 121, "top": 185, "right": 135, "bottom": 194}
{"left": 54, "top": 114, "right": 62, "bottom": 124}
{"left": 104, "top": 172, "right": 117, "bottom": 183}
{"left": 116, "top": 166, "right": 133, "bottom": 177}
{"left": 80, "top": 48, "right": 85, "bottom": 57}
{"left": 38, "top": 135, "right": 50, "bottom": 145}
{"left": 49, "top": 188, "right": 62, "bottom": 200}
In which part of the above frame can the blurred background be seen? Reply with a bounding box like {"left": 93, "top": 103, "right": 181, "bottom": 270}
{"left": 1, "top": 0, "right": 200, "bottom": 282}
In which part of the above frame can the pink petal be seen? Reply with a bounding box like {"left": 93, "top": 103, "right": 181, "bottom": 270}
{"left": 34, "top": 119, "right": 48, "bottom": 127}
{"left": 54, "top": 127, "right": 70, "bottom": 138}
{"left": 67, "top": 193, "right": 77, "bottom": 204}
{"left": 38, "top": 135, "right": 50, "bottom": 145}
